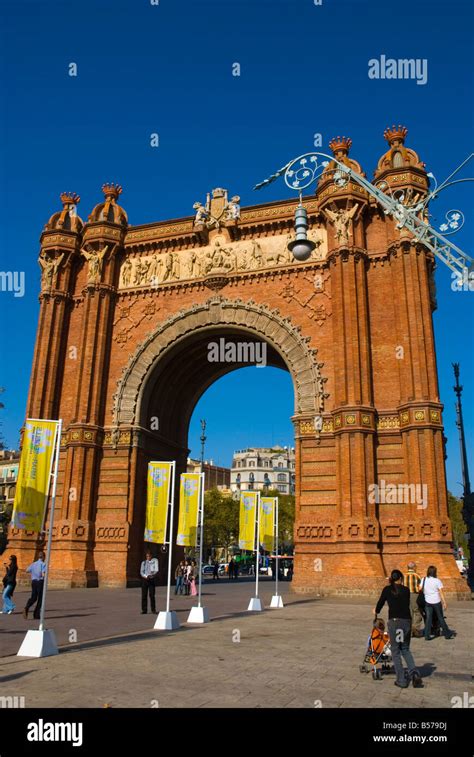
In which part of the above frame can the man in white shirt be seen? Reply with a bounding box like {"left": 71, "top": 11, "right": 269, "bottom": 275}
{"left": 422, "top": 565, "right": 455, "bottom": 640}
{"left": 140, "top": 550, "right": 159, "bottom": 614}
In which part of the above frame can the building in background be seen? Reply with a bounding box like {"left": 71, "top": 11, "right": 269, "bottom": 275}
{"left": 187, "top": 457, "right": 231, "bottom": 492}
{"left": 0, "top": 450, "right": 20, "bottom": 507}
{"left": 231, "top": 446, "right": 295, "bottom": 495}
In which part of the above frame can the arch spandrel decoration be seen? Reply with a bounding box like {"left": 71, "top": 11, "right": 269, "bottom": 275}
{"left": 112, "top": 296, "right": 328, "bottom": 427}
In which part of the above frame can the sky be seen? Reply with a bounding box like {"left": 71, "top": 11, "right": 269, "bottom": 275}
{"left": 0, "top": 0, "right": 473, "bottom": 495}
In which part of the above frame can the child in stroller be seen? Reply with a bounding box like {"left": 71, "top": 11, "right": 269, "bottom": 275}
{"left": 359, "top": 617, "right": 394, "bottom": 680}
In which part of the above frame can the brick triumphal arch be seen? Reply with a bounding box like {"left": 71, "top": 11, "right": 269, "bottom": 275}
{"left": 11, "top": 128, "right": 466, "bottom": 595}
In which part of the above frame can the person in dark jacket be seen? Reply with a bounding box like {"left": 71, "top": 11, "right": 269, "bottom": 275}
{"left": 374, "top": 569, "right": 424, "bottom": 689}
{"left": 2, "top": 555, "right": 18, "bottom": 614}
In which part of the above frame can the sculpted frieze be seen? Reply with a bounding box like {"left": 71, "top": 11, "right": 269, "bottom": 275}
{"left": 118, "top": 229, "right": 327, "bottom": 290}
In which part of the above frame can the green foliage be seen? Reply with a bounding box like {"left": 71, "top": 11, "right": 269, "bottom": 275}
{"left": 203, "top": 487, "right": 295, "bottom": 554}
{"left": 203, "top": 488, "right": 239, "bottom": 553}
{"left": 264, "top": 488, "right": 295, "bottom": 552}
{"left": 448, "top": 490, "right": 470, "bottom": 559}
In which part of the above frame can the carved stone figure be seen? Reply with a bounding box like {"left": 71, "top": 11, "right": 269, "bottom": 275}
{"left": 172, "top": 254, "right": 180, "bottom": 280}
{"left": 39, "top": 253, "right": 64, "bottom": 289}
{"left": 81, "top": 244, "right": 109, "bottom": 283}
{"left": 248, "top": 240, "right": 264, "bottom": 269}
{"left": 121, "top": 258, "right": 132, "bottom": 288}
{"left": 133, "top": 258, "right": 144, "bottom": 286}
{"left": 193, "top": 202, "right": 208, "bottom": 225}
{"left": 324, "top": 204, "right": 358, "bottom": 246}
{"left": 161, "top": 252, "right": 173, "bottom": 282}
{"left": 225, "top": 195, "right": 241, "bottom": 221}
{"left": 148, "top": 254, "right": 160, "bottom": 284}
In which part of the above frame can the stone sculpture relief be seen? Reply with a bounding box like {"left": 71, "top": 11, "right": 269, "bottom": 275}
{"left": 119, "top": 230, "right": 327, "bottom": 290}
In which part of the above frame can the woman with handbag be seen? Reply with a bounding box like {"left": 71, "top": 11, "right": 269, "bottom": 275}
{"left": 1, "top": 555, "right": 18, "bottom": 615}
{"left": 421, "top": 565, "right": 455, "bottom": 641}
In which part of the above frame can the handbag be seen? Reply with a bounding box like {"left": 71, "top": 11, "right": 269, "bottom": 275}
{"left": 416, "top": 578, "right": 426, "bottom": 611}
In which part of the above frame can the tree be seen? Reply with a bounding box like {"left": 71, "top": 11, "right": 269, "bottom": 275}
{"left": 203, "top": 488, "right": 239, "bottom": 560}
{"left": 448, "top": 490, "right": 470, "bottom": 559}
{"left": 264, "top": 488, "right": 295, "bottom": 552}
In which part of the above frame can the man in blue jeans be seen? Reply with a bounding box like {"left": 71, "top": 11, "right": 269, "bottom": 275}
{"left": 23, "top": 551, "right": 46, "bottom": 620}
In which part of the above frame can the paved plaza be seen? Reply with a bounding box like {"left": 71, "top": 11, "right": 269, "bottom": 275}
{"left": 0, "top": 579, "right": 472, "bottom": 709}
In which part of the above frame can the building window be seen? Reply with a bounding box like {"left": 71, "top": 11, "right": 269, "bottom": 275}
{"left": 277, "top": 473, "right": 286, "bottom": 482}
{"left": 278, "top": 484, "right": 286, "bottom": 492}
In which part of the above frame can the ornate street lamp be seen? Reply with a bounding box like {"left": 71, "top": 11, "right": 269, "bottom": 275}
{"left": 200, "top": 419, "right": 207, "bottom": 469}
{"left": 255, "top": 149, "right": 474, "bottom": 278}
{"left": 453, "top": 363, "right": 474, "bottom": 592}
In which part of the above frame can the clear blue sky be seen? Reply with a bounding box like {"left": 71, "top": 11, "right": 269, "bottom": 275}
{"left": 0, "top": 0, "right": 473, "bottom": 496}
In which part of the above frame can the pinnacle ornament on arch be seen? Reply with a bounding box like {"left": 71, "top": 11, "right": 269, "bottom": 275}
{"left": 44, "top": 191, "right": 83, "bottom": 232}
{"left": 88, "top": 182, "right": 128, "bottom": 226}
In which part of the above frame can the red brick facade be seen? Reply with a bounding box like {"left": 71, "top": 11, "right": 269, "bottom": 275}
{"left": 8, "top": 130, "right": 467, "bottom": 596}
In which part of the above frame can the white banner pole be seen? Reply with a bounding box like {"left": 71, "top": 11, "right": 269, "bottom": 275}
{"left": 270, "top": 495, "right": 284, "bottom": 608}
{"left": 155, "top": 461, "right": 180, "bottom": 630}
{"left": 275, "top": 497, "right": 279, "bottom": 598}
{"left": 188, "top": 472, "right": 209, "bottom": 623}
{"left": 18, "top": 419, "right": 62, "bottom": 657}
{"left": 197, "top": 472, "right": 205, "bottom": 609}
{"left": 165, "top": 461, "right": 176, "bottom": 614}
{"left": 38, "top": 419, "right": 62, "bottom": 632}
{"left": 255, "top": 491, "right": 261, "bottom": 598}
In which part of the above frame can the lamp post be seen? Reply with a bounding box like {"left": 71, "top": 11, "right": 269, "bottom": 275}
{"left": 453, "top": 363, "right": 474, "bottom": 592}
{"left": 255, "top": 151, "right": 474, "bottom": 277}
{"left": 200, "top": 419, "right": 207, "bottom": 470}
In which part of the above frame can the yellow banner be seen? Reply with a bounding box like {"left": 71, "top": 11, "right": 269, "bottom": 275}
{"left": 239, "top": 491, "right": 258, "bottom": 551}
{"left": 12, "top": 419, "right": 59, "bottom": 532}
{"left": 177, "top": 473, "right": 201, "bottom": 547}
{"left": 260, "top": 497, "right": 275, "bottom": 552}
{"left": 145, "top": 462, "right": 173, "bottom": 544}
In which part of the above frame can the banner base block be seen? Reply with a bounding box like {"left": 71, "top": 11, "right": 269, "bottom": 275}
{"left": 187, "top": 606, "right": 210, "bottom": 624}
{"left": 270, "top": 594, "right": 284, "bottom": 608}
{"left": 247, "top": 597, "right": 263, "bottom": 612}
{"left": 17, "top": 629, "right": 59, "bottom": 658}
{"left": 154, "top": 610, "right": 180, "bottom": 631}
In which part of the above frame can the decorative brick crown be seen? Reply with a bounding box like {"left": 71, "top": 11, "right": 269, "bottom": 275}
{"left": 384, "top": 125, "right": 408, "bottom": 145}
{"left": 329, "top": 136, "right": 352, "bottom": 155}
{"left": 102, "top": 183, "right": 123, "bottom": 200}
{"left": 60, "top": 192, "right": 80, "bottom": 206}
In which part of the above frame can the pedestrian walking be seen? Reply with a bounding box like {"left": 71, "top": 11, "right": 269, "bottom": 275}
{"left": 2, "top": 555, "right": 18, "bottom": 614}
{"left": 228, "top": 558, "right": 234, "bottom": 579}
{"left": 374, "top": 569, "right": 424, "bottom": 689}
{"left": 404, "top": 561, "right": 424, "bottom": 637}
{"left": 23, "top": 551, "right": 46, "bottom": 620}
{"left": 212, "top": 560, "right": 219, "bottom": 581}
{"left": 174, "top": 561, "right": 185, "bottom": 595}
{"left": 422, "top": 565, "right": 455, "bottom": 640}
{"left": 189, "top": 564, "right": 197, "bottom": 597}
{"left": 184, "top": 560, "right": 192, "bottom": 595}
{"left": 140, "top": 550, "right": 159, "bottom": 614}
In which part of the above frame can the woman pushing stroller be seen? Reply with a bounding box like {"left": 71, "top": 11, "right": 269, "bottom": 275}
{"left": 374, "top": 569, "right": 424, "bottom": 689}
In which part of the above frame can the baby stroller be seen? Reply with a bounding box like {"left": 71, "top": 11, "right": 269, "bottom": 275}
{"left": 359, "top": 617, "right": 394, "bottom": 680}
